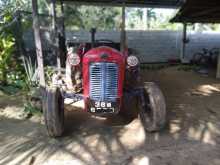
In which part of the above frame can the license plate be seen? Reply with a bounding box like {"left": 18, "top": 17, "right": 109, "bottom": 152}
{"left": 90, "top": 107, "right": 115, "bottom": 113}
{"left": 89, "top": 101, "right": 117, "bottom": 113}
{"left": 94, "top": 101, "right": 112, "bottom": 108}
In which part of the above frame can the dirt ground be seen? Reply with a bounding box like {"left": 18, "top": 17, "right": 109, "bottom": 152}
{"left": 0, "top": 66, "right": 220, "bottom": 165}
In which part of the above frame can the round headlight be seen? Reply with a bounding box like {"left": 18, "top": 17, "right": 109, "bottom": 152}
{"left": 68, "top": 53, "right": 81, "bottom": 66}
{"left": 127, "top": 55, "right": 139, "bottom": 67}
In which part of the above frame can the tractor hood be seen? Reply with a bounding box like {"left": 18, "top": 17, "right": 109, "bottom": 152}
{"left": 83, "top": 46, "right": 126, "bottom": 64}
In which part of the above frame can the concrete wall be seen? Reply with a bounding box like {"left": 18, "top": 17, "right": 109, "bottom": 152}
{"left": 185, "top": 32, "right": 220, "bottom": 61}
{"left": 66, "top": 30, "right": 182, "bottom": 63}
{"left": 23, "top": 30, "right": 220, "bottom": 63}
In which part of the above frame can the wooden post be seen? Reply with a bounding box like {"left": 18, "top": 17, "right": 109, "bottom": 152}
{"left": 60, "top": 0, "right": 66, "bottom": 39}
{"left": 216, "top": 50, "right": 220, "bottom": 78}
{"left": 120, "top": 4, "right": 126, "bottom": 53}
{"left": 32, "top": 0, "right": 46, "bottom": 87}
{"left": 59, "top": 0, "right": 66, "bottom": 67}
{"left": 181, "top": 23, "right": 187, "bottom": 63}
{"left": 50, "top": 0, "right": 61, "bottom": 71}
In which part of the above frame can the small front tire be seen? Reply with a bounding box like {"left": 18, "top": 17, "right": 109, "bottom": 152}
{"left": 43, "top": 87, "right": 64, "bottom": 137}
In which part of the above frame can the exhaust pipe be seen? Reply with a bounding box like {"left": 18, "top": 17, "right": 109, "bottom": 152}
{"left": 90, "top": 28, "right": 96, "bottom": 48}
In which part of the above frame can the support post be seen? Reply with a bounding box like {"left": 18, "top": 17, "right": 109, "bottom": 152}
{"left": 60, "top": 0, "right": 66, "bottom": 39}
{"left": 120, "top": 4, "right": 126, "bottom": 53}
{"left": 181, "top": 23, "right": 187, "bottom": 63}
{"left": 50, "top": 0, "right": 61, "bottom": 71}
{"left": 31, "top": 0, "right": 45, "bottom": 87}
{"left": 216, "top": 50, "right": 220, "bottom": 78}
{"left": 59, "top": 0, "right": 66, "bottom": 67}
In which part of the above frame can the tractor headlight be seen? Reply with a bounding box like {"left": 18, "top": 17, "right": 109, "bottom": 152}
{"left": 68, "top": 53, "right": 81, "bottom": 66}
{"left": 127, "top": 55, "right": 139, "bottom": 67}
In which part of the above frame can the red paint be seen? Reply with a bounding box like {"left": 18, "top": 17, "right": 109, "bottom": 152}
{"left": 83, "top": 46, "right": 126, "bottom": 111}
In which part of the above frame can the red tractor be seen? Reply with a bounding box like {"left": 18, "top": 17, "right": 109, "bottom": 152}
{"left": 43, "top": 27, "right": 166, "bottom": 137}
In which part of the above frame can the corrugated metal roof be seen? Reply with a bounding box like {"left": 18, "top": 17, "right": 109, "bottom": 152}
{"left": 59, "top": 0, "right": 183, "bottom": 8}
{"left": 171, "top": 0, "right": 220, "bottom": 23}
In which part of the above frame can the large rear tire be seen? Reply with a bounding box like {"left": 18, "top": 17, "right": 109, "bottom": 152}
{"left": 139, "top": 82, "right": 166, "bottom": 132}
{"left": 43, "top": 87, "right": 64, "bottom": 137}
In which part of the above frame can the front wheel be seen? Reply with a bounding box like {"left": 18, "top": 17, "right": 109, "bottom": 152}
{"left": 43, "top": 87, "right": 64, "bottom": 137}
{"left": 138, "top": 82, "right": 166, "bottom": 132}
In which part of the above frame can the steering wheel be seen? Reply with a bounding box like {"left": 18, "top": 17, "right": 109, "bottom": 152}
{"left": 95, "top": 39, "right": 115, "bottom": 44}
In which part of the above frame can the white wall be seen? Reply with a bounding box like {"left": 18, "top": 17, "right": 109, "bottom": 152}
{"left": 23, "top": 30, "right": 220, "bottom": 63}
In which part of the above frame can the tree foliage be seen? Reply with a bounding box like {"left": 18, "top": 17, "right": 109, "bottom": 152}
{"left": 63, "top": 5, "right": 121, "bottom": 31}
{"left": 2, "top": 0, "right": 219, "bottom": 32}
{"left": 0, "top": 5, "right": 25, "bottom": 86}
{"left": 0, "top": 10, "right": 15, "bottom": 84}
{"left": 126, "top": 8, "right": 158, "bottom": 30}
{"left": 0, "top": 34, "right": 15, "bottom": 84}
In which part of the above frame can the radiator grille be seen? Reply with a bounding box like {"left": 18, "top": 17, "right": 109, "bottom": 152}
{"left": 89, "top": 63, "right": 118, "bottom": 101}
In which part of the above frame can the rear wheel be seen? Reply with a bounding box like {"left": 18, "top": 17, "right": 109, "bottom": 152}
{"left": 43, "top": 87, "right": 64, "bottom": 137}
{"left": 138, "top": 82, "right": 166, "bottom": 132}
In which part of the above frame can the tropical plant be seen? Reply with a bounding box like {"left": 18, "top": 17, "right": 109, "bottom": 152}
{"left": 0, "top": 33, "right": 27, "bottom": 89}
{"left": 0, "top": 35, "right": 15, "bottom": 85}
{"left": 0, "top": 10, "right": 28, "bottom": 90}
{"left": 22, "top": 56, "right": 38, "bottom": 88}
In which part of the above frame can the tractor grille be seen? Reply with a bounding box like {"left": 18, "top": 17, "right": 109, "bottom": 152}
{"left": 89, "top": 63, "right": 118, "bottom": 102}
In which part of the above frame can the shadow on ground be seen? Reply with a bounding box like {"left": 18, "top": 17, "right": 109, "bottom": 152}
{"left": 0, "top": 67, "right": 220, "bottom": 165}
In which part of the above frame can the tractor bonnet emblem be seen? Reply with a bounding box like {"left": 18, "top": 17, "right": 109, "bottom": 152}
{"left": 100, "top": 53, "right": 109, "bottom": 59}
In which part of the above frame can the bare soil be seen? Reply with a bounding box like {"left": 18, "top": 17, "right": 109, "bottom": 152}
{"left": 0, "top": 66, "right": 220, "bottom": 165}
